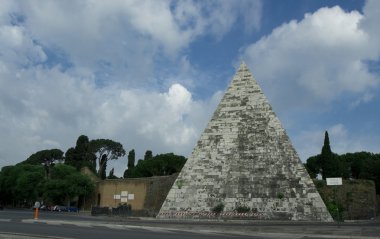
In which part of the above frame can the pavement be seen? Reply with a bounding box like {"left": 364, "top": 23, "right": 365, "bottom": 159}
{"left": 1, "top": 214, "right": 380, "bottom": 239}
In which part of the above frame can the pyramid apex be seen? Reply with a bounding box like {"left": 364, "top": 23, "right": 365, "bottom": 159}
{"left": 238, "top": 61, "right": 248, "bottom": 70}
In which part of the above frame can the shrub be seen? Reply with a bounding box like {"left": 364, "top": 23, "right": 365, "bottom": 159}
{"left": 326, "top": 201, "right": 344, "bottom": 221}
{"left": 235, "top": 206, "right": 250, "bottom": 213}
{"left": 211, "top": 203, "right": 224, "bottom": 214}
{"left": 277, "top": 192, "right": 284, "bottom": 199}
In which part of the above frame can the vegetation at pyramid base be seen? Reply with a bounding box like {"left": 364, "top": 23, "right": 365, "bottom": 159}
{"left": 314, "top": 179, "right": 376, "bottom": 221}
{"left": 124, "top": 153, "right": 187, "bottom": 178}
{"left": 211, "top": 203, "right": 225, "bottom": 214}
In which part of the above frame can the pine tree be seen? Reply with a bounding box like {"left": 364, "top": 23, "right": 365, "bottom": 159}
{"left": 99, "top": 154, "right": 107, "bottom": 180}
{"left": 144, "top": 150, "right": 153, "bottom": 160}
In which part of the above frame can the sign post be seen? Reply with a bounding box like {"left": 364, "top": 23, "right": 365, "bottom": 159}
{"left": 326, "top": 178, "right": 342, "bottom": 226}
{"left": 326, "top": 178, "right": 342, "bottom": 186}
{"left": 34, "top": 201, "right": 40, "bottom": 221}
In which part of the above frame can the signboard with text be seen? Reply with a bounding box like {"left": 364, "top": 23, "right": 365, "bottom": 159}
{"left": 326, "top": 177, "right": 342, "bottom": 186}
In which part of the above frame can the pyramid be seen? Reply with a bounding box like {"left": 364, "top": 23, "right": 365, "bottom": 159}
{"left": 158, "top": 62, "right": 332, "bottom": 221}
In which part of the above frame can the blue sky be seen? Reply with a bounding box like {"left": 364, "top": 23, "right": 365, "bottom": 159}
{"left": 0, "top": 0, "right": 379, "bottom": 176}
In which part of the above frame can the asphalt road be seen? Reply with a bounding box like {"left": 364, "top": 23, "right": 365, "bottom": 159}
{"left": 1, "top": 209, "right": 379, "bottom": 239}
{"left": 0, "top": 209, "right": 267, "bottom": 239}
{"left": 0, "top": 220, "right": 262, "bottom": 239}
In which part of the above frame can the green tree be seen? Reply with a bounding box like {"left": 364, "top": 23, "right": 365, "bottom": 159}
{"left": 305, "top": 155, "right": 321, "bottom": 179}
{"left": 144, "top": 150, "right": 153, "bottom": 160}
{"left": 0, "top": 164, "right": 46, "bottom": 206}
{"left": 124, "top": 149, "right": 135, "bottom": 178}
{"left": 126, "top": 153, "right": 186, "bottom": 178}
{"left": 20, "top": 149, "right": 64, "bottom": 166}
{"left": 99, "top": 154, "right": 107, "bottom": 180}
{"left": 19, "top": 149, "right": 64, "bottom": 178}
{"left": 89, "top": 139, "right": 126, "bottom": 177}
{"left": 65, "top": 135, "right": 97, "bottom": 172}
{"left": 108, "top": 168, "right": 118, "bottom": 179}
{"left": 319, "top": 131, "right": 341, "bottom": 179}
{"left": 43, "top": 164, "right": 94, "bottom": 206}
{"left": 128, "top": 149, "right": 135, "bottom": 168}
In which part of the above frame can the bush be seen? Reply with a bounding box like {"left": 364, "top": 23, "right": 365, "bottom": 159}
{"left": 326, "top": 201, "right": 344, "bottom": 221}
{"left": 314, "top": 180, "right": 326, "bottom": 189}
{"left": 235, "top": 206, "right": 250, "bottom": 213}
{"left": 277, "top": 192, "right": 284, "bottom": 199}
{"left": 211, "top": 203, "right": 224, "bottom": 214}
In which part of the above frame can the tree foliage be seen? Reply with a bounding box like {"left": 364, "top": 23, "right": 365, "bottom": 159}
{"left": 108, "top": 168, "right": 118, "bottom": 179}
{"left": 124, "top": 149, "right": 136, "bottom": 178}
{"left": 306, "top": 132, "right": 380, "bottom": 193}
{"left": 127, "top": 149, "right": 135, "bottom": 168}
{"left": 125, "top": 153, "right": 186, "bottom": 178}
{"left": 99, "top": 154, "right": 107, "bottom": 180}
{"left": 0, "top": 163, "right": 94, "bottom": 207}
{"left": 20, "top": 149, "right": 64, "bottom": 166}
{"left": 65, "top": 135, "right": 97, "bottom": 172}
{"left": 89, "top": 138, "right": 126, "bottom": 176}
{"left": 0, "top": 164, "right": 46, "bottom": 206}
{"left": 319, "top": 131, "right": 341, "bottom": 179}
{"left": 144, "top": 150, "right": 153, "bottom": 160}
{"left": 43, "top": 164, "right": 95, "bottom": 206}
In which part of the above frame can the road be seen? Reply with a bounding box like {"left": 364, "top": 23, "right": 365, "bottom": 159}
{"left": 0, "top": 209, "right": 267, "bottom": 239}
{"left": 0, "top": 209, "right": 379, "bottom": 239}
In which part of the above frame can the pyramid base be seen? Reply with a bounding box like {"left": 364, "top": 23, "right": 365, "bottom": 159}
{"left": 157, "top": 210, "right": 333, "bottom": 222}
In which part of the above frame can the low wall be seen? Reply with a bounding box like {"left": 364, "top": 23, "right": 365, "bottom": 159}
{"left": 95, "top": 174, "right": 177, "bottom": 215}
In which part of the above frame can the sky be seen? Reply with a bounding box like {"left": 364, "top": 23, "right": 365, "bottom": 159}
{"left": 1, "top": 0, "right": 379, "bottom": 177}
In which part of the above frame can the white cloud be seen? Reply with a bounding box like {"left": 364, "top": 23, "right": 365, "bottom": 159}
{"left": 0, "top": 0, "right": 261, "bottom": 176}
{"left": 242, "top": 4, "right": 380, "bottom": 112}
{"left": 7, "top": 0, "right": 261, "bottom": 86}
{"left": 0, "top": 25, "right": 46, "bottom": 65}
{"left": 360, "top": 0, "right": 380, "bottom": 57}
{"left": 0, "top": 59, "right": 219, "bottom": 175}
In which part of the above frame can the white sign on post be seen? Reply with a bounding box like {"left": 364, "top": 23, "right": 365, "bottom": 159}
{"left": 326, "top": 177, "right": 342, "bottom": 186}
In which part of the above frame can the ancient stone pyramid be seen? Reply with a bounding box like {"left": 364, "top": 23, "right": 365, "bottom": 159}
{"left": 158, "top": 62, "right": 332, "bottom": 221}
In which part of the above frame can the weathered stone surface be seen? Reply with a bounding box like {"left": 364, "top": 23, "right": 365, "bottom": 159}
{"left": 158, "top": 62, "right": 333, "bottom": 221}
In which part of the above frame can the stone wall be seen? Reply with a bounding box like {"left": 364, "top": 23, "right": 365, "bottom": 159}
{"left": 95, "top": 174, "right": 177, "bottom": 214}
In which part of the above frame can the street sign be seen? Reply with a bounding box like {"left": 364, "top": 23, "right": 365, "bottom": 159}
{"left": 326, "top": 177, "right": 342, "bottom": 186}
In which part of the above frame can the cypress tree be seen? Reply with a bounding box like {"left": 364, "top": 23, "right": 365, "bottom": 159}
{"left": 320, "top": 131, "right": 331, "bottom": 179}
{"left": 320, "top": 131, "right": 340, "bottom": 179}
{"left": 127, "top": 149, "right": 135, "bottom": 169}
